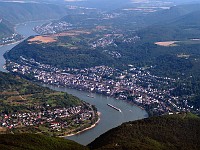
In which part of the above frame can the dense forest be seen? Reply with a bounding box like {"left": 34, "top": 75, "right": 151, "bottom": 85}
{"left": 0, "top": 133, "right": 88, "bottom": 150}
{"left": 89, "top": 113, "right": 200, "bottom": 150}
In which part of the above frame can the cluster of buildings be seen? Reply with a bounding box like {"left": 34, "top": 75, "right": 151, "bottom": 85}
{"left": 102, "top": 50, "right": 121, "bottom": 59}
{"left": 89, "top": 33, "right": 140, "bottom": 49}
{"left": 0, "top": 105, "right": 94, "bottom": 131}
{"left": 90, "top": 35, "right": 115, "bottom": 48}
{"left": 0, "top": 33, "right": 21, "bottom": 45}
{"left": 7, "top": 56, "right": 196, "bottom": 116}
{"left": 102, "top": 13, "right": 120, "bottom": 19}
{"left": 34, "top": 21, "right": 73, "bottom": 35}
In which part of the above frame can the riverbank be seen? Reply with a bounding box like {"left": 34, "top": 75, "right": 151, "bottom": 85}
{"left": 62, "top": 86, "right": 149, "bottom": 116}
{"left": 0, "top": 40, "right": 22, "bottom": 47}
{"left": 0, "top": 19, "right": 54, "bottom": 47}
{"left": 44, "top": 84, "right": 148, "bottom": 114}
{"left": 61, "top": 112, "right": 101, "bottom": 137}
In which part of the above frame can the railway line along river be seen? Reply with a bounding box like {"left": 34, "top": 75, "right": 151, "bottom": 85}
{"left": 0, "top": 21, "right": 148, "bottom": 145}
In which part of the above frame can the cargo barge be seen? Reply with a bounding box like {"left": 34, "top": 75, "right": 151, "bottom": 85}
{"left": 107, "top": 103, "right": 122, "bottom": 112}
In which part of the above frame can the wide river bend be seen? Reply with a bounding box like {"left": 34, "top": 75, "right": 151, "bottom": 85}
{"left": 0, "top": 21, "right": 148, "bottom": 145}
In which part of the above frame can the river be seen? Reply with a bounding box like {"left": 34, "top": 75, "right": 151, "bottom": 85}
{"left": 0, "top": 21, "right": 148, "bottom": 145}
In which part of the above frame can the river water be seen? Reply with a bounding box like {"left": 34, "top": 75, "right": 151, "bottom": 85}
{"left": 0, "top": 21, "right": 148, "bottom": 145}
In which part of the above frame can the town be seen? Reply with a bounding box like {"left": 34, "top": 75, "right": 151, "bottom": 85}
{"left": 0, "top": 33, "right": 22, "bottom": 46}
{"left": 34, "top": 21, "right": 73, "bottom": 35}
{"left": 6, "top": 56, "right": 197, "bottom": 116}
{"left": 0, "top": 102, "right": 97, "bottom": 135}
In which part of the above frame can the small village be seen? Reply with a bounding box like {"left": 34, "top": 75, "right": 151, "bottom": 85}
{"left": 6, "top": 56, "right": 197, "bottom": 116}
{"left": 34, "top": 21, "right": 73, "bottom": 35}
{"left": 0, "top": 33, "right": 21, "bottom": 45}
{"left": 0, "top": 104, "right": 96, "bottom": 133}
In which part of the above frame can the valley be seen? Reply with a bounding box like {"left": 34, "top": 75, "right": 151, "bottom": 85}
{"left": 0, "top": 19, "right": 147, "bottom": 146}
{"left": 0, "top": 0, "right": 200, "bottom": 149}
{"left": 4, "top": 3, "right": 200, "bottom": 117}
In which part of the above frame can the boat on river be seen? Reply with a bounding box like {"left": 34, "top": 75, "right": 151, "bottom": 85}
{"left": 87, "top": 94, "right": 94, "bottom": 98}
{"left": 107, "top": 103, "right": 122, "bottom": 112}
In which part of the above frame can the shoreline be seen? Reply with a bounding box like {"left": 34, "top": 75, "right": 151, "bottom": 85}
{"left": 15, "top": 18, "right": 56, "bottom": 26}
{"left": 64, "top": 85, "right": 148, "bottom": 114}
{"left": 40, "top": 83, "right": 149, "bottom": 118}
{"left": 0, "top": 19, "right": 56, "bottom": 48}
{"left": 0, "top": 39, "right": 22, "bottom": 47}
{"left": 62, "top": 112, "right": 101, "bottom": 137}
{"left": 44, "top": 83, "right": 148, "bottom": 113}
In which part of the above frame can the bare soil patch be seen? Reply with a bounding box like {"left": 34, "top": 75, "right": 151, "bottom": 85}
{"left": 28, "top": 36, "right": 57, "bottom": 44}
{"left": 28, "top": 30, "right": 91, "bottom": 44}
{"left": 155, "top": 41, "right": 178, "bottom": 47}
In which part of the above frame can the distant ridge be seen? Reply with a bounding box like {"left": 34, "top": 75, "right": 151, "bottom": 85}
{"left": 0, "top": 18, "right": 13, "bottom": 38}
{"left": 144, "top": 4, "right": 200, "bottom": 25}
{"left": 0, "top": 2, "right": 68, "bottom": 24}
{"left": 0, "top": 18, "right": 22, "bottom": 45}
{"left": 169, "top": 11, "right": 200, "bottom": 27}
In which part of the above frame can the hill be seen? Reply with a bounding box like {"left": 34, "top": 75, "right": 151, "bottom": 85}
{"left": 6, "top": 4, "right": 200, "bottom": 69}
{"left": 0, "top": 72, "right": 98, "bottom": 136}
{"left": 138, "top": 4, "right": 200, "bottom": 42}
{"left": 0, "top": 18, "right": 13, "bottom": 37}
{"left": 88, "top": 113, "right": 200, "bottom": 150}
{"left": 64, "top": 0, "right": 131, "bottom": 10}
{"left": 0, "top": 72, "right": 82, "bottom": 113}
{"left": 0, "top": 133, "right": 88, "bottom": 150}
{"left": 0, "top": 18, "right": 22, "bottom": 45}
{"left": 0, "top": 2, "right": 68, "bottom": 24}
{"left": 0, "top": 1, "right": 70, "bottom": 45}
{"left": 169, "top": 11, "right": 200, "bottom": 27}
{"left": 144, "top": 4, "right": 200, "bottom": 25}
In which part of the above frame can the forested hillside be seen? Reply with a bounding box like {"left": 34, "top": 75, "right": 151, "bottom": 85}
{"left": 89, "top": 113, "right": 200, "bottom": 150}
{"left": 0, "top": 134, "right": 88, "bottom": 150}
{"left": 0, "top": 2, "right": 68, "bottom": 24}
{"left": 0, "top": 19, "right": 13, "bottom": 38}
{"left": 0, "top": 18, "right": 22, "bottom": 45}
{"left": 144, "top": 4, "right": 200, "bottom": 25}
{"left": 0, "top": 72, "right": 82, "bottom": 113}
{"left": 0, "top": 1, "right": 70, "bottom": 44}
{"left": 0, "top": 72, "right": 98, "bottom": 136}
